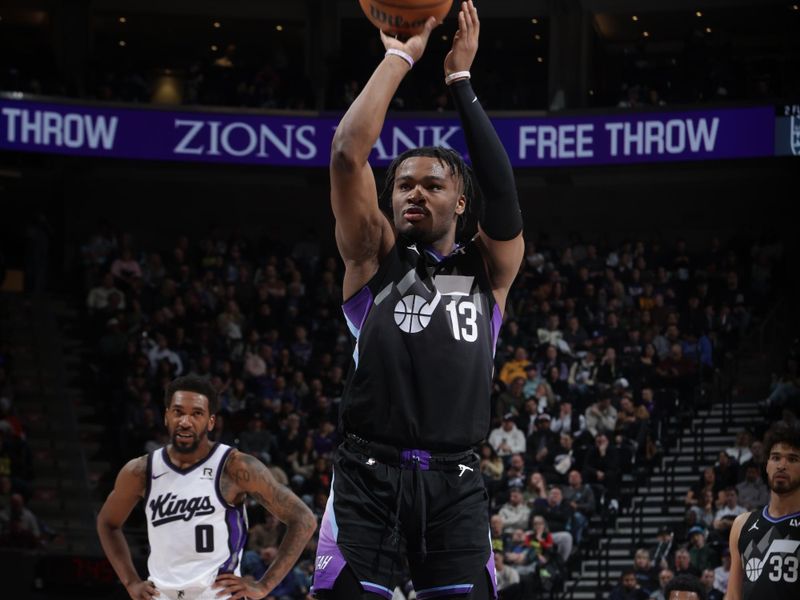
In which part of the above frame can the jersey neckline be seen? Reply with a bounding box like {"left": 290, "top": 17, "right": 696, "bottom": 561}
{"left": 161, "top": 442, "right": 222, "bottom": 475}
{"left": 762, "top": 504, "right": 800, "bottom": 523}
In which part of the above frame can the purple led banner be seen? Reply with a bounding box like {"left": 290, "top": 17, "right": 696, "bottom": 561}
{"left": 0, "top": 96, "right": 776, "bottom": 167}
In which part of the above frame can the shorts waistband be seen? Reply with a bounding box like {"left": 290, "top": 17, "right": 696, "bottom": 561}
{"left": 344, "top": 433, "right": 475, "bottom": 470}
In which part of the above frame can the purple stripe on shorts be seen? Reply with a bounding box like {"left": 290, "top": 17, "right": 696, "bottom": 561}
{"left": 400, "top": 449, "right": 431, "bottom": 470}
{"left": 342, "top": 285, "right": 373, "bottom": 334}
{"left": 486, "top": 550, "right": 498, "bottom": 599}
{"left": 360, "top": 581, "right": 395, "bottom": 599}
{"left": 491, "top": 304, "right": 503, "bottom": 355}
{"left": 416, "top": 584, "right": 474, "bottom": 599}
{"left": 311, "top": 476, "right": 347, "bottom": 594}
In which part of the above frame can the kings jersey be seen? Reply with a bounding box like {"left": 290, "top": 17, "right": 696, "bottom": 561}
{"left": 144, "top": 444, "right": 247, "bottom": 591}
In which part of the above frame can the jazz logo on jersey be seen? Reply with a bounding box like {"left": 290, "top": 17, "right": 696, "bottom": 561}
{"left": 394, "top": 293, "right": 441, "bottom": 334}
{"left": 743, "top": 539, "right": 800, "bottom": 582}
{"left": 149, "top": 492, "right": 215, "bottom": 527}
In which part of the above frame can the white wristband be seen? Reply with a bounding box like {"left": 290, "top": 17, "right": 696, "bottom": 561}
{"left": 445, "top": 71, "right": 471, "bottom": 85}
{"left": 385, "top": 49, "right": 414, "bottom": 69}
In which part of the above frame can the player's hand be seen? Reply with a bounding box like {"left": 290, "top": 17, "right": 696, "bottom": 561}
{"left": 444, "top": 1, "right": 479, "bottom": 77}
{"left": 125, "top": 580, "right": 159, "bottom": 600}
{"left": 214, "top": 573, "right": 269, "bottom": 599}
{"left": 380, "top": 17, "right": 439, "bottom": 64}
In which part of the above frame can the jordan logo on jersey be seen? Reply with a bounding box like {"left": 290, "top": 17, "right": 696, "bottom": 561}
{"left": 149, "top": 492, "right": 215, "bottom": 527}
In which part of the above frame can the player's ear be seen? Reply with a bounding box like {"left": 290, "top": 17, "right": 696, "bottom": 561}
{"left": 455, "top": 193, "right": 466, "bottom": 216}
{"left": 208, "top": 414, "right": 216, "bottom": 432}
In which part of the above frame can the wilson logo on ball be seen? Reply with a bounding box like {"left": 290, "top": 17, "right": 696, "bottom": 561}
{"left": 359, "top": 0, "right": 454, "bottom": 37}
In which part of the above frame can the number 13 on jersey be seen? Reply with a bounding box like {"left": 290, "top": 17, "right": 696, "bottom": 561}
{"left": 446, "top": 299, "right": 478, "bottom": 342}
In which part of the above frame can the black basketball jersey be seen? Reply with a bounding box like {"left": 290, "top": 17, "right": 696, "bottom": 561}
{"left": 339, "top": 239, "right": 501, "bottom": 451}
{"left": 738, "top": 505, "right": 800, "bottom": 599}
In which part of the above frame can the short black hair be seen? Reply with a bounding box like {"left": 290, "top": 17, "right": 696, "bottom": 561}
{"left": 664, "top": 574, "right": 706, "bottom": 600}
{"left": 164, "top": 375, "right": 219, "bottom": 414}
{"left": 764, "top": 422, "right": 800, "bottom": 455}
{"left": 379, "top": 146, "right": 477, "bottom": 239}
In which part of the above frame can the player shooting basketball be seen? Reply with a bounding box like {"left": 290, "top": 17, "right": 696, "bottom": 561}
{"left": 312, "top": 2, "right": 524, "bottom": 598}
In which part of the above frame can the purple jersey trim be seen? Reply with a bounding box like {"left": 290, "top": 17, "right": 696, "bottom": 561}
{"left": 161, "top": 442, "right": 222, "bottom": 475}
{"left": 762, "top": 505, "right": 800, "bottom": 523}
{"left": 360, "top": 581, "right": 394, "bottom": 599}
{"left": 491, "top": 304, "right": 503, "bottom": 353}
{"left": 219, "top": 504, "right": 247, "bottom": 573}
{"left": 416, "top": 584, "right": 474, "bottom": 599}
{"left": 342, "top": 285, "right": 373, "bottom": 336}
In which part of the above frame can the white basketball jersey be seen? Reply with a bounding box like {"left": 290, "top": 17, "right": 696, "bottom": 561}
{"left": 144, "top": 443, "right": 247, "bottom": 591}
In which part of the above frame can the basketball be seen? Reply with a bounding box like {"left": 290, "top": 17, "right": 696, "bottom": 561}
{"left": 358, "top": 0, "right": 454, "bottom": 37}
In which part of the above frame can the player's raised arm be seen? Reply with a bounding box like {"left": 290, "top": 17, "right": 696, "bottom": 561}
{"left": 445, "top": 1, "right": 524, "bottom": 309}
{"left": 214, "top": 451, "right": 317, "bottom": 600}
{"left": 331, "top": 18, "right": 439, "bottom": 299}
{"left": 726, "top": 510, "right": 749, "bottom": 600}
{"left": 96, "top": 456, "right": 156, "bottom": 600}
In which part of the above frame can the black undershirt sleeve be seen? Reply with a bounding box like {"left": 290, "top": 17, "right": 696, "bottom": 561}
{"left": 450, "top": 78, "right": 523, "bottom": 241}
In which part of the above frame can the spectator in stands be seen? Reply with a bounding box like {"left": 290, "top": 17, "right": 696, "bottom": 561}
{"left": 550, "top": 433, "right": 578, "bottom": 482}
{"left": 711, "top": 548, "right": 730, "bottom": 599}
{"left": 526, "top": 413, "right": 558, "bottom": 469}
{"left": 713, "top": 452, "right": 738, "bottom": 491}
{"left": 146, "top": 333, "right": 184, "bottom": 377}
{"left": 712, "top": 487, "right": 746, "bottom": 532}
{"left": 532, "top": 486, "right": 573, "bottom": 562}
{"left": 490, "top": 413, "right": 527, "bottom": 457}
{"left": 537, "top": 345, "right": 569, "bottom": 382}
{"left": 516, "top": 398, "right": 539, "bottom": 438}
{"left": 500, "top": 486, "right": 531, "bottom": 533}
{"left": 632, "top": 548, "right": 659, "bottom": 595}
{"left": 496, "top": 376, "right": 527, "bottom": 419}
{"left": 551, "top": 399, "right": 587, "bottom": 440}
{"left": 494, "top": 551, "right": 521, "bottom": 591}
{"left": 490, "top": 513, "right": 507, "bottom": 554}
{"left": 685, "top": 467, "right": 719, "bottom": 509}
{"left": 700, "top": 568, "right": 721, "bottom": 600}
{"left": 735, "top": 463, "right": 769, "bottom": 510}
{"left": 583, "top": 431, "right": 621, "bottom": 513}
{"left": 596, "top": 347, "right": 623, "bottom": 389}
{"left": 567, "top": 351, "right": 598, "bottom": 400}
{"left": 499, "top": 347, "right": 532, "bottom": 385}
{"left": 479, "top": 442, "right": 504, "bottom": 483}
{"left": 725, "top": 430, "right": 753, "bottom": 465}
{"left": 687, "top": 526, "right": 718, "bottom": 572}
{"left": 523, "top": 471, "right": 548, "bottom": 507}
{"left": 110, "top": 248, "right": 142, "bottom": 289}
{"left": 585, "top": 392, "right": 618, "bottom": 437}
{"left": 609, "top": 570, "right": 649, "bottom": 600}
{"left": 562, "top": 469, "right": 594, "bottom": 545}
{"left": 689, "top": 489, "right": 717, "bottom": 529}
{"left": 673, "top": 547, "right": 700, "bottom": 578}
{"left": 521, "top": 364, "right": 545, "bottom": 401}
{"left": 0, "top": 492, "right": 40, "bottom": 548}
{"left": 649, "top": 568, "right": 675, "bottom": 600}
{"left": 87, "top": 272, "right": 126, "bottom": 314}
